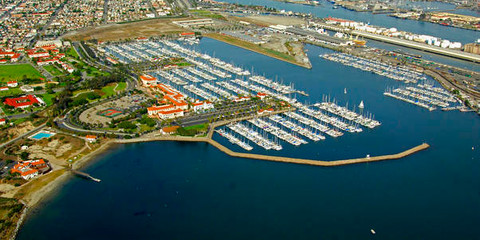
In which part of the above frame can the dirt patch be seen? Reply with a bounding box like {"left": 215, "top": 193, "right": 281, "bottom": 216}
{"left": 63, "top": 18, "right": 193, "bottom": 41}
{"left": 25, "top": 134, "right": 85, "bottom": 166}
{"left": 0, "top": 121, "right": 35, "bottom": 144}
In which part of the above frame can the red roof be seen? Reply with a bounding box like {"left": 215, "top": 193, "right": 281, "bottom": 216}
{"left": 159, "top": 109, "right": 184, "bottom": 115}
{"left": 10, "top": 160, "right": 45, "bottom": 177}
{"left": 140, "top": 74, "right": 157, "bottom": 81}
{"left": 29, "top": 159, "right": 46, "bottom": 166}
{"left": 4, "top": 95, "right": 39, "bottom": 108}
{"left": 164, "top": 95, "right": 187, "bottom": 107}
{"left": 325, "top": 17, "right": 354, "bottom": 23}
{"left": 148, "top": 105, "right": 175, "bottom": 112}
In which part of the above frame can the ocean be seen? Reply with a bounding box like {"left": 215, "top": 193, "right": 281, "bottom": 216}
{"left": 17, "top": 37, "right": 480, "bottom": 239}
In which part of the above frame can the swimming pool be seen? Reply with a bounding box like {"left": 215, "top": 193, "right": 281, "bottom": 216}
{"left": 30, "top": 131, "right": 55, "bottom": 140}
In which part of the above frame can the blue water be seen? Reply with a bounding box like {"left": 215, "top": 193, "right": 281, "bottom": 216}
{"left": 219, "top": 0, "right": 480, "bottom": 44}
{"left": 17, "top": 39, "right": 480, "bottom": 239}
{"left": 30, "top": 132, "right": 54, "bottom": 140}
{"left": 452, "top": 8, "right": 480, "bottom": 17}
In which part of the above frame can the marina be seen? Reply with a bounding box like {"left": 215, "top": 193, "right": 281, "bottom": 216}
{"left": 384, "top": 91, "right": 436, "bottom": 110}
{"left": 320, "top": 53, "right": 427, "bottom": 83}
{"left": 300, "top": 106, "right": 362, "bottom": 133}
{"left": 227, "top": 122, "right": 282, "bottom": 151}
{"left": 314, "top": 100, "right": 381, "bottom": 129}
{"left": 14, "top": 0, "right": 480, "bottom": 238}
{"left": 269, "top": 115, "right": 325, "bottom": 141}
{"left": 247, "top": 118, "right": 307, "bottom": 146}
{"left": 383, "top": 85, "right": 460, "bottom": 110}
{"left": 215, "top": 128, "right": 253, "bottom": 151}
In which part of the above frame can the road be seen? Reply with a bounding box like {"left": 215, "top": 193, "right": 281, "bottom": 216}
{"left": 0, "top": 123, "right": 46, "bottom": 149}
{"left": 55, "top": 116, "right": 131, "bottom": 136}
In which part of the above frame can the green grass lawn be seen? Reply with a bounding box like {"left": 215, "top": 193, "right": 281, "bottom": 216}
{"left": 189, "top": 10, "right": 225, "bottom": 20}
{"left": 101, "top": 84, "right": 116, "bottom": 98}
{"left": 67, "top": 47, "right": 79, "bottom": 59}
{"left": 139, "top": 124, "right": 156, "bottom": 132}
{"left": 0, "top": 64, "right": 45, "bottom": 82}
{"left": 72, "top": 89, "right": 92, "bottom": 97}
{"left": 184, "top": 123, "right": 208, "bottom": 131}
{"left": 43, "top": 65, "right": 63, "bottom": 76}
{"left": 40, "top": 93, "right": 58, "bottom": 106}
{"left": 115, "top": 82, "right": 127, "bottom": 92}
{"left": 13, "top": 118, "right": 27, "bottom": 125}
{"left": 0, "top": 88, "right": 22, "bottom": 97}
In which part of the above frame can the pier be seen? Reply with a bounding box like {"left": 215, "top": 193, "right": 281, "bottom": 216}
{"left": 72, "top": 170, "right": 101, "bottom": 182}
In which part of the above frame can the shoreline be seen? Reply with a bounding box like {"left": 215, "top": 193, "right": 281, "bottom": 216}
{"left": 10, "top": 140, "right": 119, "bottom": 239}
{"left": 12, "top": 128, "right": 429, "bottom": 239}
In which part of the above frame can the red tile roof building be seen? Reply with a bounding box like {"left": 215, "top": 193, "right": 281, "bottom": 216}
{"left": 7, "top": 81, "right": 17, "bottom": 87}
{"left": 85, "top": 135, "right": 97, "bottom": 142}
{"left": 11, "top": 159, "right": 50, "bottom": 180}
{"left": 140, "top": 74, "right": 158, "bottom": 86}
{"left": 4, "top": 95, "right": 43, "bottom": 108}
{"left": 147, "top": 83, "right": 190, "bottom": 119}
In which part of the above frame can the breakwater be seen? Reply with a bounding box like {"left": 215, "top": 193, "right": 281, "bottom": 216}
{"left": 115, "top": 132, "right": 430, "bottom": 167}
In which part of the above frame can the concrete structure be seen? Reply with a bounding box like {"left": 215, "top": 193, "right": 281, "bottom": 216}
{"left": 464, "top": 43, "right": 480, "bottom": 55}
{"left": 173, "top": 19, "right": 214, "bottom": 28}
{"left": 193, "top": 101, "right": 214, "bottom": 112}
{"left": 351, "top": 30, "right": 480, "bottom": 62}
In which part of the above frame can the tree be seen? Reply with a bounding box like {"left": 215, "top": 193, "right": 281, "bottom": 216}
{"left": 20, "top": 151, "right": 29, "bottom": 160}
{"left": 118, "top": 121, "right": 137, "bottom": 130}
{"left": 46, "top": 83, "right": 55, "bottom": 94}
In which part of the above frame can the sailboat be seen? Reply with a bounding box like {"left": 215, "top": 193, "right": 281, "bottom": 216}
{"left": 359, "top": 100, "right": 364, "bottom": 109}
{"left": 344, "top": 88, "right": 347, "bottom": 94}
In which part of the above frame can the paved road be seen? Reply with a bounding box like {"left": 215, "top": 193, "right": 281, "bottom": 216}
{"left": 56, "top": 117, "right": 131, "bottom": 136}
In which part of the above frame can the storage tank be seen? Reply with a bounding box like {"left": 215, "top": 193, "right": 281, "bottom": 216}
{"left": 441, "top": 40, "right": 451, "bottom": 48}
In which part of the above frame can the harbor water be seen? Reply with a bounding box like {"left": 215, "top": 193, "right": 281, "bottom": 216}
{"left": 17, "top": 38, "right": 480, "bottom": 239}
{"left": 219, "top": 0, "right": 480, "bottom": 44}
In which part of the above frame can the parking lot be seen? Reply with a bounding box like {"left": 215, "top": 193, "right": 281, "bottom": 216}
{"left": 79, "top": 94, "right": 148, "bottom": 125}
